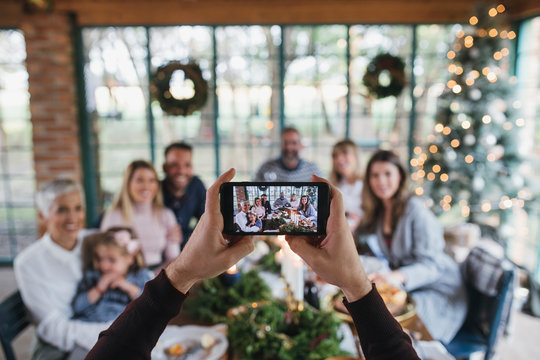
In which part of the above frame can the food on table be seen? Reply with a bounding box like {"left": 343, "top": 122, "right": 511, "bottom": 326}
{"left": 167, "top": 343, "right": 184, "bottom": 355}
{"left": 377, "top": 282, "right": 407, "bottom": 316}
{"left": 201, "top": 333, "right": 217, "bottom": 348}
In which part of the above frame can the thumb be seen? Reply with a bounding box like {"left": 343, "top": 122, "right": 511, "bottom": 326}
{"left": 285, "top": 236, "right": 321, "bottom": 265}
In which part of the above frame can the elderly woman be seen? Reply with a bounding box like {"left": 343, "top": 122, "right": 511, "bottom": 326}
{"left": 14, "top": 179, "right": 109, "bottom": 359}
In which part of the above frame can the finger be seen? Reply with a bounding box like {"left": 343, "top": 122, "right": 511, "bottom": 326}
{"left": 311, "top": 174, "right": 347, "bottom": 226}
{"left": 285, "top": 235, "right": 321, "bottom": 265}
{"left": 205, "top": 168, "right": 236, "bottom": 211}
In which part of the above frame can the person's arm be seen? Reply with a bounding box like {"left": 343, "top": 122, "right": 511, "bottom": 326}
{"left": 235, "top": 213, "right": 251, "bottom": 232}
{"left": 396, "top": 198, "right": 447, "bottom": 292}
{"left": 72, "top": 271, "right": 102, "bottom": 316}
{"left": 286, "top": 175, "right": 419, "bottom": 360}
{"left": 86, "top": 168, "right": 255, "bottom": 359}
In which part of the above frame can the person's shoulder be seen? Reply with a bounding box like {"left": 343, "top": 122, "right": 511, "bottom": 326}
{"left": 301, "top": 159, "right": 320, "bottom": 170}
{"left": 404, "top": 196, "right": 432, "bottom": 216}
{"left": 190, "top": 175, "right": 207, "bottom": 191}
{"left": 258, "top": 158, "right": 280, "bottom": 169}
{"left": 14, "top": 237, "right": 45, "bottom": 269}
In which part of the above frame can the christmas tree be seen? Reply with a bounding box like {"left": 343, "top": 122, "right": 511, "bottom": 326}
{"left": 412, "top": 3, "right": 530, "bottom": 232}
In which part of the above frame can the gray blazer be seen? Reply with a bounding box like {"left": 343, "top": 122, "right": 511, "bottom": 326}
{"left": 374, "top": 196, "right": 468, "bottom": 343}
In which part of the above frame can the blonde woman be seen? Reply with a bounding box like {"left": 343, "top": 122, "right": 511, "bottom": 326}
{"left": 330, "top": 139, "right": 364, "bottom": 231}
{"left": 101, "top": 160, "right": 181, "bottom": 270}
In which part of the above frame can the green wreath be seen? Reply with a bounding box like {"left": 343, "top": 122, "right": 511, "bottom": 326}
{"left": 362, "top": 53, "right": 406, "bottom": 99}
{"left": 151, "top": 61, "right": 208, "bottom": 116}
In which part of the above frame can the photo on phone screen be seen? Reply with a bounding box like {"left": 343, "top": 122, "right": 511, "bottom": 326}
{"left": 220, "top": 182, "right": 329, "bottom": 236}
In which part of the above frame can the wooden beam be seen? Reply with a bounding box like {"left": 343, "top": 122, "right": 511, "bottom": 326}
{"left": 51, "top": 0, "right": 490, "bottom": 26}
{"left": 0, "top": 0, "right": 23, "bottom": 27}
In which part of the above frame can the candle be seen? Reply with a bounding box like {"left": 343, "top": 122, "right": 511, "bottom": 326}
{"left": 278, "top": 235, "right": 304, "bottom": 302}
{"left": 222, "top": 264, "right": 241, "bottom": 286}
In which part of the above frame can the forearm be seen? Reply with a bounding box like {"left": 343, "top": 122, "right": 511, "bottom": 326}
{"left": 345, "top": 285, "right": 420, "bottom": 360}
{"left": 86, "top": 271, "right": 186, "bottom": 359}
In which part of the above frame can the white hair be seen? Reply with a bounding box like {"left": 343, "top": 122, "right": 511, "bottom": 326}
{"left": 35, "top": 179, "right": 84, "bottom": 217}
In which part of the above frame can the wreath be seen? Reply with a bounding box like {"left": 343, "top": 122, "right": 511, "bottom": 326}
{"left": 151, "top": 61, "right": 208, "bottom": 116}
{"left": 362, "top": 53, "right": 406, "bottom": 99}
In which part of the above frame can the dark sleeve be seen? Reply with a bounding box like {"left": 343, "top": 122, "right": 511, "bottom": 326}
{"left": 344, "top": 285, "right": 420, "bottom": 360}
{"left": 72, "top": 270, "right": 99, "bottom": 316}
{"left": 85, "top": 270, "right": 186, "bottom": 360}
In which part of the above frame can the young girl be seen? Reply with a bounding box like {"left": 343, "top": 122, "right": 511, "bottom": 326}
{"left": 246, "top": 211, "right": 263, "bottom": 232}
{"left": 100, "top": 159, "right": 181, "bottom": 270}
{"left": 72, "top": 228, "right": 153, "bottom": 322}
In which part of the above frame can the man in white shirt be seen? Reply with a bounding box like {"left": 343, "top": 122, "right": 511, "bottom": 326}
{"left": 14, "top": 179, "right": 109, "bottom": 359}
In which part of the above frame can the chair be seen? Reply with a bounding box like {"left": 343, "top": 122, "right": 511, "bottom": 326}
{"left": 0, "top": 291, "right": 31, "bottom": 360}
{"left": 445, "top": 245, "right": 515, "bottom": 360}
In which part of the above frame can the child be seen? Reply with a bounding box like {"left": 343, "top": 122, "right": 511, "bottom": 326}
{"left": 72, "top": 228, "right": 153, "bottom": 322}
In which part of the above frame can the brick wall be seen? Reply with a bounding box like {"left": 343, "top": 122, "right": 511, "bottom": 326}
{"left": 21, "top": 12, "right": 82, "bottom": 188}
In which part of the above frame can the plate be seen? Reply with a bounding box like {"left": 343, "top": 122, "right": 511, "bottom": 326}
{"left": 151, "top": 325, "right": 228, "bottom": 360}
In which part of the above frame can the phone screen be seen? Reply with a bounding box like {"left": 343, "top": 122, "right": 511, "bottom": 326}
{"left": 221, "top": 182, "right": 329, "bottom": 235}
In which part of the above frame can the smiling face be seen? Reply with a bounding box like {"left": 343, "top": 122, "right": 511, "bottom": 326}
{"left": 94, "top": 244, "right": 133, "bottom": 276}
{"left": 46, "top": 190, "right": 85, "bottom": 250}
{"left": 281, "top": 130, "right": 302, "bottom": 162}
{"left": 129, "top": 168, "right": 159, "bottom": 204}
{"left": 368, "top": 161, "right": 402, "bottom": 201}
{"left": 242, "top": 201, "right": 251, "bottom": 213}
{"left": 255, "top": 198, "right": 261, "bottom": 206}
{"left": 301, "top": 196, "right": 308, "bottom": 204}
{"left": 163, "top": 148, "right": 193, "bottom": 193}
{"left": 248, "top": 213, "right": 257, "bottom": 222}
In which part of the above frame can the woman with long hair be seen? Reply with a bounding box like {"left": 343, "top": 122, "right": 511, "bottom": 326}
{"left": 101, "top": 160, "right": 181, "bottom": 270}
{"left": 360, "top": 150, "right": 467, "bottom": 344}
{"left": 330, "top": 139, "right": 364, "bottom": 232}
{"left": 298, "top": 194, "right": 317, "bottom": 221}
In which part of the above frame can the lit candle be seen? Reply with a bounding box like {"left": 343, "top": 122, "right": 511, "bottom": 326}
{"left": 221, "top": 264, "right": 241, "bottom": 286}
{"left": 278, "top": 235, "right": 304, "bottom": 302}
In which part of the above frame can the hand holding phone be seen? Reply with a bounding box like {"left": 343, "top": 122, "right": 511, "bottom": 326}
{"left": 220, "top": 182, "right": 330, "bottom": 236}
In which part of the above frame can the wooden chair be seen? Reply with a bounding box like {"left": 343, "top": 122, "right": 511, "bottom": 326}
{"left": 0, "top": 291, "right": 31, "bottom": 360}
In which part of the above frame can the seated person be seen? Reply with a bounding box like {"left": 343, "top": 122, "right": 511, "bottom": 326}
{"left": 273, "top": 192, "right": 291, "bottom": 208}
{"left": 261, "top": 193, "right": 272, "bottom": 217}
{"left": 245, "top": 211, "right": 263, "bottom": 232}
{"left": 234, "top": 200, "right": 255, "bottom": 232}
{"left": 14, "top": 179, "right": 109, "bottom": 358}
{"left": 360, "top": 150, "right": 467, "bottom": 343}
{"left": 298, "top": 194, "right": 317, "bottom": 221}
{"left": 251, "top": 197, "right": 266, "bottom": 219}
{"left": 289, "top": 193, "right": 300, "bottom": 209}
{"left": 72, "top": 228, "right": 153, "bottom": 322}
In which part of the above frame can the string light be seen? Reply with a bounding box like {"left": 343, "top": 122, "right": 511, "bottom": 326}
{"left": 427, "top": 173, "right": 435, "bottom": 181}
{"left": 435, "top": 123, "right": 444, "bottom": 133}
{"left": 487, "top": 72, "right": 497, "bottom": 82}
{"left": 500, "top": 30, "right": 508, "bottom": 39}
{"left": 513, "top": 100, "right": 522, "bottom": 109}
{"left": 450, "top": 102, "right": 460, "bottom": 111}
{"left": 444, "top": 195, "right": 452, "bottom": 203}
{"left": 478, "top": 29, "right": 488, "bottom": 37}
{"left": 410, "top": 158, "right": 419, "bottom": 167}
{"left": 452, "top": 85, "right": 462, "bottom": 93}
{"left": 433, "top": 164, "right": 441, "bottom": 173}
{"left": 440, "top": 173, "right": 449, "bottom": 182}
{"left": 411, "top": 172, "right": 418, "bottom": 181}
{"left": 447, "top": 50, "right": 456, "bottom": 59}
{"left": 448, "top": 64, "right": 457, "bottom": 73}
{"left": 489, "top": 28, "right": 499, "bottom": 37}
{"left": 462, "top": 206, "right": 470, "bottom": 217}
{"left": 418, "top": 170, "right": 426, "bottom": 178}
{"left": 461, "top": 120, "right": 471, "bottom": 129}
{"left": 482, "top": 115, "right": 492, "bottom": 124}
{"left": 457, "top": 30, "right": 465, "bottom": 38}
{"left": 469, "top": 16, "right": 478, "bottom": 25}
{"left": 497, "top": 4, "right": 506, "bottom": 13}
{"left": 488, "top": 8, "right": 498, "bottom": 17}
{"left": 482, "top": 67, "right": 490, "bottom": 75}
{"left": 414, "top": 146, "right": 422, "bottom": 155}
{"left": 447, "top": 80, "right": 457, "bottom": 88}
{"left": 501, "top": 48, "right": 509, "bottom": 56}
{"left": 487, "top": 153, "right": 496, "bottom": 161}
{"left": 515, "top": 118, "right": 525, "bottom": 127}
{"left": 464, "top": 36, "right": 474, "bottom": 48}
{"left": 455, "top": 66, "right": 463, "bottom": 75}
{"left": 493, "top": 51, "right": 502, "bottom": 60}
{"left": 508, "top": 31, "right": 516, "bottom": 39}
{"left": 442, "top": 126, "right": 451, "bottom": 135}
{"left": 465, "top": 155, "right": 474, "bottom": 163}
{"left": 451, "top": 139, "right": 460, "bottom": 147}
{"left": 466, "top": 78, "right": 475, "bottom": 86}
{"left": 429, "top": 145, "right": 438, "bottom": 153}
{"left": 481, "top": 201, "right": 492, "bottom": 212}
{"left": 415, "top": 188, "right": 424, "bottom": 196}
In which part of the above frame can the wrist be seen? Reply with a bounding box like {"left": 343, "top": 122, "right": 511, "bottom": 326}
{"left": 165, "top": 261, "right": 198, "bottom": 294}
{"left": 341, "top": 277, "right": 372, "bottom": 303}
{"left": 94, "top": 285, "right": 105, "bottom": 295}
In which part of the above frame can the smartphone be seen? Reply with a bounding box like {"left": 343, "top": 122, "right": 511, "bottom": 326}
{"left": 220, "top": 182, "right": 330, "bottom": 236}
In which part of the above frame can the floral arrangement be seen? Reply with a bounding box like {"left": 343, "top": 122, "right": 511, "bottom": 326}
{"left": 227, "top": 301, "right": 349, "bottom": 360}
{"left": 183, "top": 270, "right": 271, "bottom": 323}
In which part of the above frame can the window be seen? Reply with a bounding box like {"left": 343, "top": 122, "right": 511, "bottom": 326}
{"left": 0, "top": 29, "right": 35, "bottom": 262}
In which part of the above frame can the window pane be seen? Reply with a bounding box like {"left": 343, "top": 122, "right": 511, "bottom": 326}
{"left": 83, "top": 27, "right": 150, "bottom": 209}
{"left": 349, "top": 25, "right": 412, "bottom": 160}
{"left": 150, "top": 26, "right": 216, "bottom": 186}
{"left": 0, "top": 29, "right": 35, "bottom": 260}
{"left": 216, "top": 26, "right": 280, "bottom": 180}
{"left": 284, "top": 25, "right": 348, "bottom": 175}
